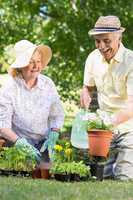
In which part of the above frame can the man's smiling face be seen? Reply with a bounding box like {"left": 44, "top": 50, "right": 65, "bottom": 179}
{"left": 94, "top": 32, "right": 121, "bottom": 62}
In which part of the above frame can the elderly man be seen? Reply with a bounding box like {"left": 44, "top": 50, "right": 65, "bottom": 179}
{"left": 80, "top": 15, "right": 133, "bottom": 180}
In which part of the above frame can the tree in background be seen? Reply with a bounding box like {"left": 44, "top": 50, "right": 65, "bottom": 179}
{"left": 0, "top": 0, "right": 45, "bottom": 72}
{"left": 0, "top": 0, "right": 133, "bottom": 102}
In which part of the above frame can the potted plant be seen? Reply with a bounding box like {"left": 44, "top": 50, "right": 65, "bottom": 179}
{"left": 85, "top": 111, "right": 114, "bottom": 181}
{"left": 52, "top": 140, "right": 74, "bottom": 162}
{"left": 50, "top": 161, "right": 90, "bottom": 181}
{"left": 0, "top": 146, "right": 37, "bottom": 176}
{"left": 50, "top": 140, "right": 90, "bottom": 181}
{"left": 87, "top": 112, "right": 113, "bottom": 158}
{"left": 32, "top": 162, "right": 51, "bottom": 179}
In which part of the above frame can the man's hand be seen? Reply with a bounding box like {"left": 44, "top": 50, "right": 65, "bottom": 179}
{"left": 40, "top": 131, "right": 59, "bottom": 160}
{"left": 80, "top": 86, "right": 92, "bottom": 110}
{"left": 15, "top": 138, "right": 41, "bottom": 162}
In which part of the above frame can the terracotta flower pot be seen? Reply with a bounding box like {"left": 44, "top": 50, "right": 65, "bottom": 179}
{"left": 32, "top": 162, "right": 51, "bottom": 179}
{"left": 40, "top": 168, "right": 50, "bottom": 179}
{"left": 32, "top": 168, "right": 41, "bottom": 179}
{"left": 88, "top": 130, "right": 113, "bottom": 157}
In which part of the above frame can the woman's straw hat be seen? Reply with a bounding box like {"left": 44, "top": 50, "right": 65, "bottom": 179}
{"left": 10, "top": 40, "right": 52, "bottom": 68}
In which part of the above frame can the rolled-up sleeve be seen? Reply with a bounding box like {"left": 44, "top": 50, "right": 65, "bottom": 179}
{"left": 0, "top": 89, "right": 13, "bottom": 129}
{"left": 83, "top": 54, "right": 95, "bottom": 87}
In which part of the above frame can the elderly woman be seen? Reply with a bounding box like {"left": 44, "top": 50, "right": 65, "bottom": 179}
{"left": 0, "top": 40, "right": 64, "bottom": 162}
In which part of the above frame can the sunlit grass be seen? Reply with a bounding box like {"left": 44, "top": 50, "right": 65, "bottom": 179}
{"left": 0, "top": 177, "right": 133, "bottom": 200}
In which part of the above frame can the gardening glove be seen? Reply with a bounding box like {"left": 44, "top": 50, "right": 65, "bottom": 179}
{"left": 40, "top": 131, "right": 59, "bottom": 160}
{"left": 15, "top": 138, "right": 41, "bottom": 162}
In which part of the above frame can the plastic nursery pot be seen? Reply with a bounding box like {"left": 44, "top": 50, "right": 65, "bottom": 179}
{"left": 90, "top": 163, "right": 104, "bottom": 181}
{"left": 0, "top": 139, "right": 6, "bottom": 147}
{"left": 88, "top": 130, "right": 113, "bottom": 157}
{"left": 32, "top": 162, "right": 51, "bottom": 179}
{"left": 54, "top": 174, "right": 71, "bottom": 182}
{"left": 0, "top": 169, "right": 31, "bottom": 177}
{"left": 54, "top": 173, "right": 88, "bottom": 182}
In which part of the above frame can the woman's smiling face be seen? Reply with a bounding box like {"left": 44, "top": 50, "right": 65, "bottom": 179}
{"left": 21, "top": 50, "right": 43, "bottom": 80}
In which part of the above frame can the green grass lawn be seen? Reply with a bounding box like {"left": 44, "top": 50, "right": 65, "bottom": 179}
{"left": 0, "top": 177, "right": 133, "bottom": 200}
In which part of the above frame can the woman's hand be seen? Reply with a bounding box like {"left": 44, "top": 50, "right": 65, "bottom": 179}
{"left": 40, "top": 131, "right": 59, "bottom": 160}
{"left": 15, "top": 137, "right": 41, "bottom": 162}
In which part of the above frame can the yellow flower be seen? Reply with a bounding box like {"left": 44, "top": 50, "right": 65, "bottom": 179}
{"left": 65, "top": 148, "right": 72, "bottom": 156}
{"left": 54, "top": 144, "right": 63, "bottom": 152}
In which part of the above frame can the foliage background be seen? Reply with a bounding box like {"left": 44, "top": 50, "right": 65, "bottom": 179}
{"left": 0, "top": 0, "right": 133, "bottom": 103}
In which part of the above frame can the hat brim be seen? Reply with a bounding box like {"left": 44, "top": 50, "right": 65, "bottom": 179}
{"left": 10, "top": 45, "right": 52, "bottom": 69}
{"left": 88, "top": 27, "right": 125, "bottom": 35}
{"left": 37, "top": 45, "right": 52, "bottom": 67}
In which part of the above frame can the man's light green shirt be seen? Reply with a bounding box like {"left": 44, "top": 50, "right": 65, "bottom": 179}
{"left": 84, "top": 43, "right": 133, "bottom": 133}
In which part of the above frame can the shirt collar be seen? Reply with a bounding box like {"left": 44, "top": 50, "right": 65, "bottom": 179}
{"left": 113, "top": 43, "right": 125, "bottom": 63}
{"left": 16, "top": 74, "right": 46, "bottom": 90}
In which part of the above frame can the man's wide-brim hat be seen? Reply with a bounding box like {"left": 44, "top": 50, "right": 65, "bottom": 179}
{"left": 89, "top": 15, "right": 125, "bottom": 35}
{"left": 10, "top": 40, "right": 52, "bottom": 68}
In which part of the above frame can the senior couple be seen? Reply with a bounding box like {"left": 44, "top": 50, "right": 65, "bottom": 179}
{"left": 0, "top": 15, "right": 133, "bottom": 180}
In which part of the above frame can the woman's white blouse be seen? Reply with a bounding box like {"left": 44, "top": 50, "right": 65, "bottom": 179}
{"left": 0, "top": 74, "right": 64, "bottom": 141}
